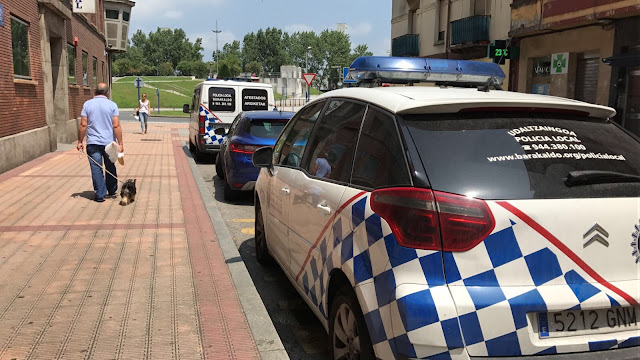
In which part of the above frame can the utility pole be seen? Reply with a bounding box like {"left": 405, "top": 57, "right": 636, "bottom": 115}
{"left": 212, "top": 21, "right": 222, "bottom": 78}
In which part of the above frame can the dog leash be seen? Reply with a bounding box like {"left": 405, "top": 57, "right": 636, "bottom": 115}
{"left": 80, "top": 149, "right": 126, "bottom": 185}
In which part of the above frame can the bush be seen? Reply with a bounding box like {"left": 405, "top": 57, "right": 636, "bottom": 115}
{"left": 158, "top": 62, "right": 174, "bottom": 76}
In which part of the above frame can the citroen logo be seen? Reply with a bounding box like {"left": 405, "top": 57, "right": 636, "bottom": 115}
{"left": 584, "top": 224, "right": 610, "bottom": 248}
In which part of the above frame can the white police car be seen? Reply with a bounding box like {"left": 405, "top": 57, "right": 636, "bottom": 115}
{"left": 252, "top": 56, "right": 640, "bottom": 359}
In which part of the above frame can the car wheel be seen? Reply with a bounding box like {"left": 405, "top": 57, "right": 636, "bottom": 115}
{"left": 223, "top": 180, "right": 239, "bottom": 202}
{"left": 254, "top": 199, "right": 273, "bottom": 265}
{"left": 189, "top": 140, "right": 195, "bottom": 153}
{"left": 216, "top": 154, "right": 225, "bottom": 180}
{"left": 329, "top": 285, "right": 375, "bottom": 360}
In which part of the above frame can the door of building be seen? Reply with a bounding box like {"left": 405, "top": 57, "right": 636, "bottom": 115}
{"left": 575, "top": 55, "right": 599, "bottom": 104}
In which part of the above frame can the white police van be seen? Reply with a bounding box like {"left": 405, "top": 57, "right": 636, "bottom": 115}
{"left": 184, "top": 79, "right": 276, "bottom": 161}
{"left": 252, "top": 56, "right": 640, "bottom": 359}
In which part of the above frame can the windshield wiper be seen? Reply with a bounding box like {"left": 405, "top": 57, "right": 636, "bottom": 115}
{"left": 565, "top": 170, "right": 640, "bottom": 187}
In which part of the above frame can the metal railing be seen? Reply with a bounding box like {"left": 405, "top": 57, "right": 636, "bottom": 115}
{"left": 392, "top": 34, "right": 420, "bottom": 57}
{"left": 450, "top": 15, "right": 490, "bottom": 45}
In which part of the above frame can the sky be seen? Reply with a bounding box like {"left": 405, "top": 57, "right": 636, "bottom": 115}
{"left": 129, "top": 0, "right": 392, "bottom": 62}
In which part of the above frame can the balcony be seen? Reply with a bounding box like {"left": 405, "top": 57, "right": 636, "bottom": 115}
{"left": 392, "top": 34, "right": 419, "bottom": 57}
{"left": 450, "top": 15, "right": 490, "bottom": 54}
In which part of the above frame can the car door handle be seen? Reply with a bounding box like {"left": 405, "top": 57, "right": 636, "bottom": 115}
{"left": 317, "top": 204, "right": 332, "bottom": 215}
{"left": 281, "top": 187, "right": 290, "bottom": 195}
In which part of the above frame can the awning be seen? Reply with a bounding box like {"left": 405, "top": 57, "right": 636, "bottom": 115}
{"left": 602, "top": 53, "right": 640, "bottom": 67}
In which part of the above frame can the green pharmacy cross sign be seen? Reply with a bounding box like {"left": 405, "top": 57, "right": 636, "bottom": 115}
{"left": 552, "top": 53, "right": 569, "bottom": 74}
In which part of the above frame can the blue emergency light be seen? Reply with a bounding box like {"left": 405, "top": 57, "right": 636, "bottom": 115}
{"left": 347, "top": 56, "right": 505, "bottom": 87}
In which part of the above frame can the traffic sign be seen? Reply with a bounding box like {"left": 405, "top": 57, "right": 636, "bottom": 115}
{"left": 343, "top": 67, "right": 357, "bottom": 83}
{"left": 133, "top": 77, "right": 144, "bottom": 88}
{"left": 302, "top": 73, "right": 316, "bottom": 87}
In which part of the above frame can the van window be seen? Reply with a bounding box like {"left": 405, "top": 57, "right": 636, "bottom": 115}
{"left": 242, "top": 89, "right": 269, "bottom": 111}
{"left": 209, "top": 87, "right": 235, "bottom": 112}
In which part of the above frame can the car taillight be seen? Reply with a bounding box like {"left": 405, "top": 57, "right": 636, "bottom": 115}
{"left": 199, "top": 115, "right": 205, "bottom": 135}
{"left": 370, "top": 187, "right": 495, "bottom": 252}
{"left": 230, "top": 144, "right": 262, "bottom": 154}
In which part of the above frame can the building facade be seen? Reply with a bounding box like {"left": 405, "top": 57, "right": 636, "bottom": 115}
{"left": 391, "top": 0, "right": 513, "bottom": 86}
{"left": 509, "top": 0, "right": 640, "bottom": 131}
{"left": 0, "top": 0, "right": 133, "bottom": 174}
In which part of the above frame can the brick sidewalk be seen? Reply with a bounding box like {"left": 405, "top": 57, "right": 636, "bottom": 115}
{"left": 0, "top": 123, "right": 259, "bottom": 359}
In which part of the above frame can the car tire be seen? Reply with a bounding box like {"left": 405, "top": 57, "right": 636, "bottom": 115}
{"left": 189, "top": 140, "right": 195, "bottom": 153}
{"left": 194, "top": 140, "right": 204, "bottom": 163}
{"left": 329, "top": 284, "right": 375, "bottom": 360}
{"left": 254, "top": 199, "right": 273, "bottom": 265}
{"left": 223, "top": 180, "right": 239, "bottom": 202}
{"left": 216, "top": 154, "right": 225, "bottom": 180}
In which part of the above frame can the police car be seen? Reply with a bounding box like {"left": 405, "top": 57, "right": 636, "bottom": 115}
{"left": 252, "top": 56, "right": 640, "bottom": 359}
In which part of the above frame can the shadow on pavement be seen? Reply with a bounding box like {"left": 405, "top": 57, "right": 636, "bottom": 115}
{"left": 238, "top": 239, "right": 329, "bottom": 359}
{"left": 70, "top": 190, "right": 96, "bottom": 200}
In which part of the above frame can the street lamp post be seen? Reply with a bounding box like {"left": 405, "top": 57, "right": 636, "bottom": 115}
{"left": 212, "top": 21, "right": 222, "bottom": 78}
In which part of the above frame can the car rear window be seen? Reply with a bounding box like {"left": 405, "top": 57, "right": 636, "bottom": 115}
{"left": 246, "top": 119, "right": 288, "bottom": 138}
{"left": 404, "top": 112, "right": 640, "bottom": 200}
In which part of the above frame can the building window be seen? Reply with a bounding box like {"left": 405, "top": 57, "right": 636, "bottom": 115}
{"left": 474, "top": 0, "right": 491, "bottom": 15}
{"left": 123, "top": 11, "right": 130, "bottom": 22}
{"left": 530, "top": 55, "right": 551, "bottom": 95}
{"left": 11, "top": 16, "right": 31, "bottom": 79}
{"left": 82, "top": 52, "right": 88, "bottom": 86}
{"left": 105, "top": 9, "right": 119, "bottom": 19}
{"left": 92, "top": 57, "right": 97, "bottom": 88}
{"left": 67, "top": 44, "right": 76, "bottom": 84}
{"left": 438, "top": 31, "right": 445, "bottom": 42}
{"left": 102, "top": 61, "right": 105, "bottom": 82}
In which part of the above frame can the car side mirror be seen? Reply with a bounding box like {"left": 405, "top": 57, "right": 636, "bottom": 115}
{"left": 252, "top": 146, "right": 273, "bottom": 171}
{"left": 183, "top": 104, "right": 190, "bottom": 113}
{"left": 214, "top": 128, "right": 227, "bottom": 136}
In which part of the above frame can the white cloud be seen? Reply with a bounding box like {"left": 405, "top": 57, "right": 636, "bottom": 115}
{"left": 164, "top": 10, "right": 183, "bottom": 19}
{"left": 346, "top": 22, "right": 373, "bottom": 37}
{"left": 284, "top": 24, "right": 315, "bottom": 34}
{"left": 132, "top": 0, "right": 225, "bottom": 21}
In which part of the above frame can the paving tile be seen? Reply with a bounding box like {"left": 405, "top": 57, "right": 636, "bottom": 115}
{"left": 0, "top": 124, "right": 258, "bottom": 359}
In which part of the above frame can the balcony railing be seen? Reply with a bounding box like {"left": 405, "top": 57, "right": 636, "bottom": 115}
{"left": 450, "top": 15, "right": 490, "bottom": 46}
{"left": 392, "top": 34, "right": 419, "bottom": 57}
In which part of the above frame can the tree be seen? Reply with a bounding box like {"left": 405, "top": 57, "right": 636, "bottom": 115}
{"left": 245, "top": 61, "right": 262, "bottom": 75}
{"left": 177, "top": 60, "right": 193, "bottom": 76}
{"left": 119, "top": 28, "right": 203, "bottom": 75}
{"left": 349, "top": 44, "right": 373, "bottom": 65}
{"left": 317, "top": 30, "right": 351, "bottom": 90}
{"left": 158, "top": 62, "right": 174, "bottom": 76}
{"left": 218, "top": 63, "right": 232, "bottom": 78}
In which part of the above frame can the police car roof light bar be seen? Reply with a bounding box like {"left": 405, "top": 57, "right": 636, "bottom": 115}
{"left": 348, "top": 56, "right": 506, "bottom": 88}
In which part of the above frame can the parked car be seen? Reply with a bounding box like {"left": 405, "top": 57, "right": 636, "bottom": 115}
{"left": 184, "top": 79, "right": 276, "bottom": 162}
{"left": 217, "top": 110, "right": 295, "bottom": 201}
{"left": 252, "top": 56, "right": 640, "bottom": 359}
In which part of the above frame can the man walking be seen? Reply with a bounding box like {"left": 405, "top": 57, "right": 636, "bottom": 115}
{"left": 77, "top": 83, "right": 124, "bottom": 202}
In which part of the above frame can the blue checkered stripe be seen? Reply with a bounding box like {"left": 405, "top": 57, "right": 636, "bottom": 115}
{"left": 444, "top": 204, "right": 639, "bottom": 357}
{"left": 297, "top": 195, "right": 640, "bottom": 359}
{"left": 199, "top": 105, "right": 225, "bottom": 145}
{"left": 299, "top": 194, "right": 462, "bottom": 359}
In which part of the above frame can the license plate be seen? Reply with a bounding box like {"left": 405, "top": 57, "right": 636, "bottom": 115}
{"left": 539, "top": 307, "right": 640, "bottom": 338}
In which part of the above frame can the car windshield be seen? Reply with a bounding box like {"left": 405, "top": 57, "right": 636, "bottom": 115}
{"left": 404, "top": 112, "right": 640, "bottom": 200}
{"left": 246, "top": 119, "right": 288, "bottom": 138}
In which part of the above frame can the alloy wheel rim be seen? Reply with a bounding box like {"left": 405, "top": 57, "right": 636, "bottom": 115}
{"left": 333, "top": 303, "right": 360, "bottom": 360}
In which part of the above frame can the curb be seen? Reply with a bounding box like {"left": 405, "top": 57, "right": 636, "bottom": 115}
{"left": 182, "top": 143, "right": 290, "bottom": 360}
